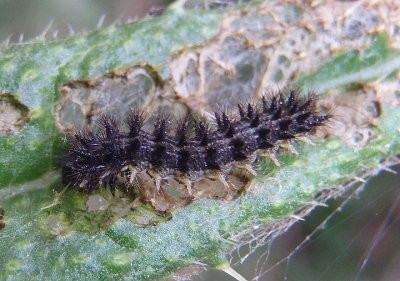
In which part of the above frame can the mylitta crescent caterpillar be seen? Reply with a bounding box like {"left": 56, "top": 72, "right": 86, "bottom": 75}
{"left": 62, "top": 89, "right": 330, "bottom": 198}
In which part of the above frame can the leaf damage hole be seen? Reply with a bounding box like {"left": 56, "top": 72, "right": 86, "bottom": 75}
{"left": 0, "top": 93, "right": 30, "bottom": 135}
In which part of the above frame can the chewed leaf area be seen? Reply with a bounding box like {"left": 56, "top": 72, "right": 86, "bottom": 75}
{"left": 0, "top": 93, "right": 30, "bottom": 135}
{"left": 38, "top": 190, "right": 171, "bottom": 236}
{"left": 56, "top": 64, "right": 163, "bottom": 132}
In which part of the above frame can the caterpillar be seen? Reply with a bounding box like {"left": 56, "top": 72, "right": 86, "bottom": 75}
{"left": 62, "top": 89, "right": 330, "bottom": 198}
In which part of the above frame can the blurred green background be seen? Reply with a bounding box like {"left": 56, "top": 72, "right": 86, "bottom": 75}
{"left": 0, "top": 0, "right": 173, "bottom": 42}
{"left": 0, "top": 0, "right": 399, "bottom": 280}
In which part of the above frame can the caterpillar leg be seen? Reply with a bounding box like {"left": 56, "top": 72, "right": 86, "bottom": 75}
{"left": 183, "top": 178, "right": 193, "bottom": 196}
{"left": 154, "top": 174, "right": 162, "bottom": 192}
{"left": 128, "top": 165, "right": 138, "bottom": 184}
{"left": 218, "top": 173, "right": 231, "bottom": 189}
{"left": 280, "top": 141, "right": 299, "bottom": 155}
{"left": 243, "top": 164, "right": 257, "bottom": 176}
{"left": 260, "top": 152, "right": 281, "bottom": 166}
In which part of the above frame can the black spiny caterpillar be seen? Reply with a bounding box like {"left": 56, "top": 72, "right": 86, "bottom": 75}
{"left": 62, "top": 89, "right": 330, "bottom": 197}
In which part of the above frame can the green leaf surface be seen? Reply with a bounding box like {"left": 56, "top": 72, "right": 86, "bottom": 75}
{"left": 296, "top": 33, "right": 400, "bottom": 91}
{"left": 1, "top": 1, "right": 400, "bottom": 281}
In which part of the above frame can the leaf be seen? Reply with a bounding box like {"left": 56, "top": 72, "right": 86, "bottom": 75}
{"left": 1, "top": 1, "right": 400, "bottom": 280}
{"left": 295, "top": 33, "right": 400, "bottom": 91}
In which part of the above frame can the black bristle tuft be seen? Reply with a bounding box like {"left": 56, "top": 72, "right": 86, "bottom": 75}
{"left": 71, "top": 149, "right": 91, "bottom": 158}
{"left": 246, "top": 104, "right": 254, "bottom": 119}
{"left": 175, "top": 115, "right": 192, "bottom": 147}
{"left": 250, "top": 114, "right": 260, "bottom": 128}
{"left": 98, "top": 116, "right": 119, "bottom": 139}
{"left": 268, "top": 95, "right": 277, "bottom": 113}
{"left": 127, "top": 109, "right": 145, "bottom": 137}
{"left": 73, "top": 132, "right": 91, "bottom": 149}
{"left": 194, "top": 119, "right": 211, "bottom": 146}
{"left": 296, "top": 112, "right": 311, "bottom": 124}
{"left": 238, "top": 104, "right": 246, "bottom": 119}
{"left": 152, "top": 113, "right": 171, "bottom": 142}
{"left": 215, "top": 111, "right": 234, "bottom": 138}
{"left": 271, "top": 107, "right": 282, "bottom": 120}
{"left": 261, "top": 96, "right": 268, "bottom": 113}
